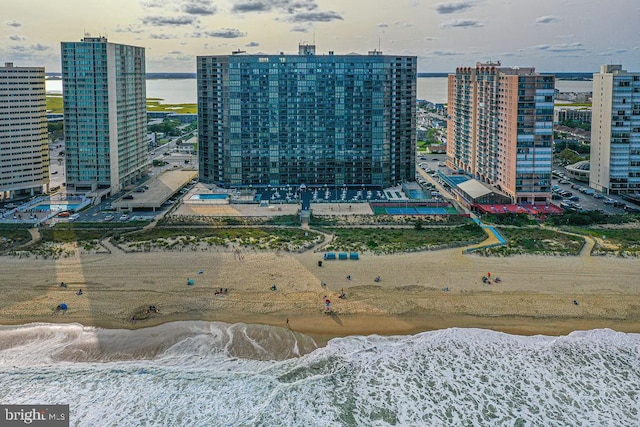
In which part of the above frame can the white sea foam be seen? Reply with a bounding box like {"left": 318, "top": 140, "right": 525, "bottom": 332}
{"left": 1, "top": 323, "right": 639, "bottom": 426}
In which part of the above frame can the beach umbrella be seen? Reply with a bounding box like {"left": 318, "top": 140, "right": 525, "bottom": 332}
{"left": 59, "top": 303, "right": 67, "bottom": 310}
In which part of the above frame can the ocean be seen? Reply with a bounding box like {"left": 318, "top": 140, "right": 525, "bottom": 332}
{"left": 45, "top": 78, "right": 594, "bottom": 105}
{"left": 1, "top": 322, "right": 639, "bottom": 426}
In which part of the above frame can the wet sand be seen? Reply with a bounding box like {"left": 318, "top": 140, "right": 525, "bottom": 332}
{"left": 1, "top": 244, "right": 639, "bottom": 344}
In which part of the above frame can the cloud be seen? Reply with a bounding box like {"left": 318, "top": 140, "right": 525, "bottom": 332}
{"left": 424, "top": 36, "right": 438, "bottom": 41}
{"left": 377, "top": 23, "right": 388, "bottom": 28}
{"left": 142, "top": 15, "right": 198, "bottom": 26}
{"left": 290, "top": 25, "right": 309, "bottom": 32}
{"left": 168, "top": 50, "right": 182, "bottom": 54}
{"left": 8, "top": 35, "right": 27, "bottom": 41}
{"left": 535, "top": 15, "right": 559, "bottom": 25}
{"left": 428, "top": 50, "right": 465, "bottom": 56}
{"left": 245, "top": 41, "right": 260, "bottom": 47}
{"left": 534, "top": 42, "right": 584, "bottom": 52}
{"left": 598, "top": 48, "right": 627, "bottom": 56}
{"left": 139, "top": 0, "right": 169, "bottom": 8}
{"left": 231, "top": 0, "right": 318, "bottom": 14}
{"left": 287, "top": 11, "right": 343, "bottom": 22}
{"left": 204, "top": 28, "right": 247, "bottom": 38}
{"left": 232, "top": 1, "right": 271, "bottom": 13}
{"left": 149, "top": 33, "right": 179, "bottom": 39}
{"left": 435, "top": 1, "right": 474, "bottom": 14}
{"left": 439, "top": 19, "right": 483, "bottom": 29}
{"left": 5, "top": 20, "right": 22, "bottom": 27}
{"left": 182, "top": 0, "right": 217, "bottom": 15}
{"left": 113, "top": 25, "right": 144, "bottom": 33}
{"left": 31, "top": 44, "right": 50, "bottom": 52}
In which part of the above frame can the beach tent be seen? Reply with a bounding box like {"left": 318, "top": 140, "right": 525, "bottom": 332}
{"left": 187, "top": 278, "right": 195, "bottom": 286}
{"left": 338, "top": 252, "right": 348, "bottom": 260}
{"left": 349, "top": 252, "right": 359, "bottom": 260}
{"left": 59, "top": 303, "right": 67, "bottom": 310}
{"left": 324, "top": 252, "right": 337, "bottom": 260}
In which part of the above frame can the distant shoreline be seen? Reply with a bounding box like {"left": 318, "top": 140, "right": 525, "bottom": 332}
{"left": 44, "top": 72, "right": 594, "bottom": 81}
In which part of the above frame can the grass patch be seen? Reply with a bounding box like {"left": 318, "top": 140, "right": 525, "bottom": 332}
{"left": 146, "top": 99, "right": 197, "bottom": 114}
{"left": 322, "top": 223, "right": 485, "bottom": 254}
{"left": 481, "top": 227, "right": 584, "bottom": 256}
{"left": 47, "top": 96, "right": 198, "bottom": 115}
{"left": 115, "top": 226, "right": 322, "bottom": 252}
{"left": 46, "top": 95, "right": 63, "bottom": 114}
{"left": 569, "top": 227, "right": 640, "bottom": 256}
{"left": 0, "top": 225, "right": 32, "bottom": 250}
{"left": 546, "top": 211, "right": 639, "bottom": 227}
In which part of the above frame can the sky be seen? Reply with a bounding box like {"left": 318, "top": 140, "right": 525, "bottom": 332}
{"left": 1, "top": 0, "right": 638, "bottom": 73}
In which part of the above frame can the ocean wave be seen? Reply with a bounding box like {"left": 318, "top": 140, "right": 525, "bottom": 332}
{"left": 1, "top": 324, "right": 639, "bottom": 426}
{"left": 0, "top": 322, "right": 318, "bottom": 365}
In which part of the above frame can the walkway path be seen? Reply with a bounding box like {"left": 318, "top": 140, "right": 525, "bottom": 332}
{"left": 463, "top": 216, "right": 507, "bottom": 253}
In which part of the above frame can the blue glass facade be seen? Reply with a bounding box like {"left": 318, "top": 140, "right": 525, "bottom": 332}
{"left": 197, "top": 48, "right": 416, "bottom": 188}
{"left": 61, "top": 37, "right": 147, "bottom": 193}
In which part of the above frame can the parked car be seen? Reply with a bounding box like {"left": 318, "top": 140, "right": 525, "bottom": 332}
{"left": 625, "top": 205, "right": 640, "bottom": 213}
{"left": 69, "top": 213, "right": 80, "bottom": 221}
{"left": 123, "top": 194, "right": 134, "bottom": 200}
{"left": 119, "top": 214, "right": 130, "bottom": 221}
{"left": 104, "top": 214, "right": 115, "bottom": 221}
{"left": 613, "top": 201, "right": 625, "bottom": 208}
{"left": 569, "top": 196, "right": 580, "bottom": 202}
{"left": 57, "top": 211, "right": 70, "bottom": 218}
{"left": 593, "top": 193, "right": 605, "bottom": 199}
{"left": 603, "top": 198, "right": 615, "bottom": 205}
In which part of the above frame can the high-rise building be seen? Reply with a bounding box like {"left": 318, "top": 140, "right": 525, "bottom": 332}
{"left": 197, "top": 45, "right": 416, "bottom": 188}
{"left": 61, "top": 36, "right": 147, "bottom": 195}
{"left": 447, "top": 62, "right": 555, "bottom": 203}
{"left": 590, "top": 64, "right": 640, "bottom": 194}
{"left": 0, "top": 62, "right": 49, "bottom": 200}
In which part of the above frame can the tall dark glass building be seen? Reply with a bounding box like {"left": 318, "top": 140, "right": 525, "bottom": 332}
{"left": 197, "top": 45, "right": 416, "bottom": 188}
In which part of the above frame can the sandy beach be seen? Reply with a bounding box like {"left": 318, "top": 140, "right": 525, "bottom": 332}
{"left": 1, "top": 237, "right": 639, "bottom": 344}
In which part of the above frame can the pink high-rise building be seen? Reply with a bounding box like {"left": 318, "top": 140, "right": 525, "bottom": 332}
{"left": 447, "top": 62, "right": 555, "bottom": 203}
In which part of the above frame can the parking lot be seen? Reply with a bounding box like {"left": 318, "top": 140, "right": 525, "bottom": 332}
{"left": 550, "top": 169, "right": 630, "bottom": 214}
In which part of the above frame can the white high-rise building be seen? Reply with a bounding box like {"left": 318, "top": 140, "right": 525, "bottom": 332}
{"left": 0, "top": 62, "right": 50, "bottom": 200}
{"left": 61, "top": 36, "right": 147, "bottom": 195}
{"left": 590, "top": 64, "right": 640, "bottom": 194}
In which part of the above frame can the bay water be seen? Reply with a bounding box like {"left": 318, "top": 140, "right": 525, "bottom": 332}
{"left": 46, "top": 78, "right": 593, "bottom": 105}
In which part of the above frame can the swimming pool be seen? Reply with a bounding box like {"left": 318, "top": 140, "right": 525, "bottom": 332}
{"left": 190, "top": 194, "right": 228, "bottom": 200}
{"left": 31, "top": 204, "right": 80, "bottom": 212}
